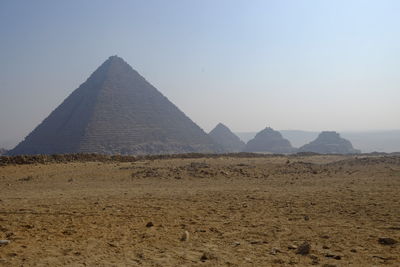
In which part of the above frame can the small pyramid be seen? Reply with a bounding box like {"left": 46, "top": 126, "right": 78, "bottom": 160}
{"left": 244, "top": 127, "right": 296, "bottom": 154}
{"left": 299, "top": 131, "right": 360, "bottom": 154}
{"left": 9, "top": 56, "right": 221, "bottom": 155}
{"left": 209, "top": 123, "right": 245, "bottom": 152}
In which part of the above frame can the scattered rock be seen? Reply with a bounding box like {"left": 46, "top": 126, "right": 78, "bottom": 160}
{"left": 273, "top": 259, "right": 285, "bottom": 264}
{"left": 107, "top": 242, "right": 117, "bottom": 247}
{"left": 372, "top": 255, "right": 396, "bottom": 261}
{"left": 145, "top": 222, "right": 154, "bottom": 228}
{"left": 350, "top": 248, "right": 357, "bottom": 253}
{"left": 233, "top": 241, "right": 241, "bottom": 246}
{"left": 325, "top": 253, "right": 341, "bottom": 260}
{"left": 378, "top": 237, "right": 397, "bottom": 245}
{"left": 200, "top": 252, "right": 216, "bottom": 262}
{"left": 288, "top": 244, "right": 298, "bottom": 250}
{"left": 249, "top": 240, "right": 264, "bottom": 245}
{"left": 180, "top": 231, "right": 189, "bottom": 241}
{"left": 220, "top": 170, "right": 229, "bottom": 176}
{"left": 304, "top": 215, "right": 310, "bottom": 221}
{"left": 62, "top": 229, "right": 76, "bottom": 236}
{"left": 296, "top": 242, "right": 311, "bottom": 255}
{"left": 270, "top": 248, "right": 280, "bottom": 255}
{"left": 309, "top": 254, "right": 319, "bottom": 265}
{"left": 18, "top": 176, "right": 33, "bottom": 182}
{"left": 189, "top": 162, "right": 209, "bottom": 169}
{"left": 0, "top": 240, "right": 10, "bottom": 246}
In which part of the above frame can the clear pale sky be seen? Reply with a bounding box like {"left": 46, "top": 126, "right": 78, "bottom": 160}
{"left": 0, "top": 0, "right": 399, "bottom": 148}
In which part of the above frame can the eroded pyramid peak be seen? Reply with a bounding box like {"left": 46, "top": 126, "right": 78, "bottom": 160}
{"left": 209, "top": 123, "right": 245, "bottom": 153}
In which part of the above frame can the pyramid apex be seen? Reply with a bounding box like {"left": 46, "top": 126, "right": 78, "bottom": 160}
{"left": 107, "top": 55, "right": 125, "bottom": 62}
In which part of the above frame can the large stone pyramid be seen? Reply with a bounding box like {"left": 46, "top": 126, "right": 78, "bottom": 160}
{"left": 299, "top": 131, "right": 360, "bottom": 154}
{"left": 243, "top": 127, "right": 296, "bottom": 154}
{"left": 209, "top": 123, "right": 245, "bottom": 152}
{"left": 9, "top": 56, "right": 221, "bottom": 155}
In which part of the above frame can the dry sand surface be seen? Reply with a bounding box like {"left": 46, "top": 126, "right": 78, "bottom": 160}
{"left": 0, "top": 155, "right": 399, "bottom": 266}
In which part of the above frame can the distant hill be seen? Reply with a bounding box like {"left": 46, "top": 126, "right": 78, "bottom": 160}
{"left": 0, "top": 148, "right": 8, "bottom": 155}
{"left": 209, "top": 123, "right": 245, "bottom": 152}
{"left": 237, "top": 130, "right": 400, "bottom": 153}
{"left": 341, "top": 130, "right": 400, "bottom": 153}
{"left": 8, "top": 56, "right": 221, "bottom": 155}
{"left": 299, "top": 131, "right": 360, "bottom": 154}
{"left": 243, "top": 127, "right": 296, "bottom": 154}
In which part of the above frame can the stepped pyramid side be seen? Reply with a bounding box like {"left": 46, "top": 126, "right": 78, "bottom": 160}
{"left": 9, "top": 56, "right": 221, "bottom": 155}
{"left": 299, "top": 131, "right": 360, "bottom": 154}
{"left": 244, "top": 127, "right": 296, "bottom": 154}
{"left": 209, "top": 123, "right": 245, "bottom": 152}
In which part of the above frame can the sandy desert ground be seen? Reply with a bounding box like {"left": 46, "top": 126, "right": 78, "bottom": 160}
{"left": 0, "top": 154, "right": 399, "bottom": 266}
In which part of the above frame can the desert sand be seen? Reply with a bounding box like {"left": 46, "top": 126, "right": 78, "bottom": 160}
{"left": 0, "top": 155, "right": 399, "bottom": 266}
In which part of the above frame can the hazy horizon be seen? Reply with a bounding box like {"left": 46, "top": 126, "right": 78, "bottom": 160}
{"left": 1, "top": 0, "right": 399, "bottom": 149}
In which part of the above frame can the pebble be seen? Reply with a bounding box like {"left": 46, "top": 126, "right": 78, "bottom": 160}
{"left": 180, "top": 231, "right": 189, "bottom": 241}
{"left": 270, "top": 248, "right": 280, "bottom": 255}
{"left": 296, "top": 242, "right": 311, "bottom": 255}
{"left": 145, "top": 222, "right": 154, "bottom": 228}
{"left": 325, "top": 253, "right": 341, "bottom": 260}
{"left": 200, "top": 252, "right": 216, "bottom": 262}
{"left": 0, "top": 240, "right": 10, "bottom": 246}
{"left": 378, "top": 237, "right": 397, "bottom": 245}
